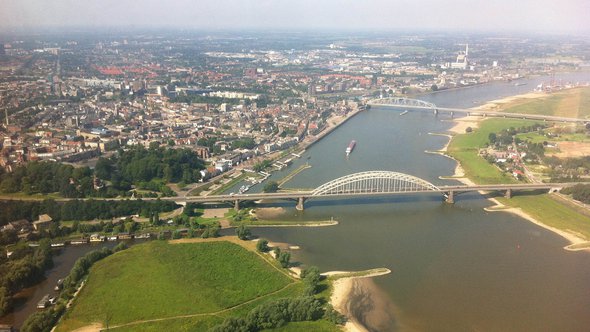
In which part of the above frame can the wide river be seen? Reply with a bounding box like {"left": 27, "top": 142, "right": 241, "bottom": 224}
{"left": 254, "top": 73, "right": 590, "bottom": 331}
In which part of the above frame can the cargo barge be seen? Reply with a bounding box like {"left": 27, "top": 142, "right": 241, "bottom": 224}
{"left": 346, "top": 140, "right": 356, "bottom": 156}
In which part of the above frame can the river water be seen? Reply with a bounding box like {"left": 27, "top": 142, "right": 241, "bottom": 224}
{"left": 2, "top": 73, "right": 590, "bottom": 330}
{"left": 253, "top": 72, "right": 590, "bottom": 331}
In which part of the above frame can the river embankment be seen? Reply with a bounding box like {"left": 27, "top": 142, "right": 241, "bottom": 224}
{"left": 441, "top": 90, "right": 590, "bottom": 251}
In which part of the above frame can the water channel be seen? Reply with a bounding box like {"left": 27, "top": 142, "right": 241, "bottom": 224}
{"left": 252, "top": 72, "right": 590, "bottom": 331}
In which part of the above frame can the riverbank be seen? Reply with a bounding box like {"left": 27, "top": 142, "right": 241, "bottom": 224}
{"left": 326, "top": 269, "right": 392, "bottom": 332}
{"left": 442, "top": 91, "right": 590, "bottom": 251}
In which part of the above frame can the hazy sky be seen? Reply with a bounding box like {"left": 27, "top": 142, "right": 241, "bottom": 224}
{"left": 1, "top": 0, "right": 589, "bottom": 34}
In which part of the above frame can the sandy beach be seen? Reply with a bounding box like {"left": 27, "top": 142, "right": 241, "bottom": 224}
{"left": 328, "top": 269, "right": 392, "bottom": 332}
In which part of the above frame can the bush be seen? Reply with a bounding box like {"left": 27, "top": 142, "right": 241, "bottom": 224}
{"left": 324, "top": 304, "right": 347, "bottom": 325}
{"left": 278, "top": 252, "right": 291, "bottom": 268}
{"left": 210, "top": 297, "right": 323, "bottom": 332}
{"left": 256, "top": 239, "right": 269, "bottom": 252}
{"left": 263, "top": 181, "right": 279, "bottom": 193}
{"left": 113, "top": 242, "right": 128, "bottom": 252}
{"left": 235, "top": 224, "right": 251, "bottom": 240}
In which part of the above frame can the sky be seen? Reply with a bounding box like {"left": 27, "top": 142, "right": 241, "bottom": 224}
{"left": 1, "top": 0, "right": 589, "bottom": 34}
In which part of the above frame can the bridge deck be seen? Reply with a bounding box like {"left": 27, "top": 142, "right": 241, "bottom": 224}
{"left": 368, "top": 100, "right": 588, "bottom": 123}
{"left": 170, "top": 183, "right": 570, "bottom": 203}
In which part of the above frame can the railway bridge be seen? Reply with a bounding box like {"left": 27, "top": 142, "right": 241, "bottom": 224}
{"left": 367, "top": 97, "right": 589, "bottom": 123}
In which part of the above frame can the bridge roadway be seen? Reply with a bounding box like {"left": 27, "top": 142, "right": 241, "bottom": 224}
{"left": 368, "top": 101, "right": 589, "bottom": 124}
{"left": 165, "top": 182, "right": 573, "bottom": 209}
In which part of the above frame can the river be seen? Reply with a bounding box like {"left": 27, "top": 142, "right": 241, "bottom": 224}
{"left": 253, "top": 72, "right": 590, "bottom": 331}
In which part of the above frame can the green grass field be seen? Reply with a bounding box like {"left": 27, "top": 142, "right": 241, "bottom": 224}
{"left": 502, "top": 87, "right": 590, "bottom": 118}
{"left": 56, "top": 241, "right": 297, "bottom": 331}
{"left": 502, "top": 95, "right": 563, "bottom": 116}
{"left": 497, "top": 194, "right": 590, "bottom": 240}
{"left": 447, "top": 118, "right": 537, "bottom": 184}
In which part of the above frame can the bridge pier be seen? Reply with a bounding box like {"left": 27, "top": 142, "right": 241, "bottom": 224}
{"left": 450, "top": 111, "right": 454, "bottom": 118}
{"left": 433, "top": 109, "right": 439, "bottom": 115}
{"left": 505, "top": 189, "right": 512, "bottom": 199}
{"left": 234, "top": 199, "right": 240, "bottom": 211}
{"left": 296, "top": 197, "right": 306, "bottom": 211}
{"left": 446, "top": 190, "right": 455, "bottom": 204}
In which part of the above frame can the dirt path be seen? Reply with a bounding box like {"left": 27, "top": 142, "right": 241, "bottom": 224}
{"left": 102, "top": 282, "right": 297, "bottom": 331}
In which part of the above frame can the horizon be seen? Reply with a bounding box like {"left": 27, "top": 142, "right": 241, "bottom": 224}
{"left": 1, "top": 0, "right": 589, "bottom": 36}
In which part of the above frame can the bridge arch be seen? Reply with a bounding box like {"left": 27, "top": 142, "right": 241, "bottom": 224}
{"left": 367, "top": 97, "right": 436, "bottom": 109}
{"left": 312, "top": 171, "right": 441, "bottom": 196}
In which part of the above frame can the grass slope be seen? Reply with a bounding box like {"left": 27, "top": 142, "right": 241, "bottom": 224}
{"left": 57, "top": 241, "right": 293, "bottom": 331}
{"left": 497, "top": 194, "right": 590, "bottom": 240}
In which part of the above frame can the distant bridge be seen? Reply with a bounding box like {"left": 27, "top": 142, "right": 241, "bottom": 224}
{"left": 367, "top": 97, "right": 589, "bottom": 123}
{"left": 170, "top": 171, "right": 572, "bottom": 210}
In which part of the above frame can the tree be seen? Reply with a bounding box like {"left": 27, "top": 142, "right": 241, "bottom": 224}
{"left": 431, "top": 84, "right": 439, "bottom": 91}
{"left": 465, "top": 126, "right": 473, "bottom": 133}
{"left": 324, "top": 304, "right": 346, "bottom": 325}
{"left": 256, "top": 239, "right": 269, "bottom": 252}
{"left": 488, "top": 132, "right": 497, "bottom": 144}
{"left": 0, "top": 286, "right": 12, "bottom": 317}
{"left": 278, "top": 252, "right": 291, "bottom": 268}
{"left": 94, "top": 157, "right": 113, "bottom": 180}
{"left": 235, "top": 224, "right": 251, "bottom": 240}
{"left": 263, "top": 181, "right": 279, "bottom": 193}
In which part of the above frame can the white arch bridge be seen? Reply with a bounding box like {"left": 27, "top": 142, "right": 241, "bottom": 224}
{"left": 312, "top": 171, "right": 440, "bottom": 196}
{"left": 173, "top": 171, "right": 571, "bottom": 211}
{"left": 367, "top": 97, "right": 588, "bottom": 123}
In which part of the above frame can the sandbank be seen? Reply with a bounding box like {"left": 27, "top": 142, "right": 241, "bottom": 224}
{"left": 328, "top": 269, "right": 392, "bottom": 332}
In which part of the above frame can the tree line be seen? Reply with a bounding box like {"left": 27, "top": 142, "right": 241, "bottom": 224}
{"left": 0, "top": 239, "right": 53, "bottom": 317}
{"left": 0, "top": 144, "right": 206, "bottom": 198}
{"left": 20, "top": 244, "right": 128, "bottom": 332}
{"left": 0, "top": 199, "right": 179, "bottom": 227}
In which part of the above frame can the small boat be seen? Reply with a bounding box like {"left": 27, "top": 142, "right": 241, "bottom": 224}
{"left": 37, "top": 295, "right": 50, "bottom": 309}
{"left": 54, "top": 279, "right": 64, "bottom": 291}
{"left": 400, "top": 110, "right": 409, "bottom": 116}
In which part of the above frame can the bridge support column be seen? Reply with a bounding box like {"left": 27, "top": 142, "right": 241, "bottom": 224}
{"left": 234, "top": 199, "right": 240, "bottom": 211}
{"left": 433, "top": 109, "right": 439, "bottom": 115}
{"left": 450, "top": 111, "right": 454, "bottom": 118}
{"left": 505, "top": 189, "right": 512, "bottom": 199}
{"left": 296, "top": 197, "right": 305, "bottom": 211}
{"left": 446, "top": 190, "right": 455, "bottom": 204}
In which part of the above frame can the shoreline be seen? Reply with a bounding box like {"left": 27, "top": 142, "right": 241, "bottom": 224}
{"left": 327, "top": 269, "right": 392, "bottom": 332}
{"left": 439, "top": 91, "right": 590, "bottom": 252}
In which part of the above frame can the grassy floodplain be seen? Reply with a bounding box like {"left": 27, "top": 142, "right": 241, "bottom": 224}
{"left": 501, "top": 87, "right": 590, "bottom": 118}
{"left": 447, "top": 118, "right": 537, "bottom": 184}
{"left": 496, "top": 194, "right": 590, "bottom": 240}
{"left": 56, "top": 240, "right": 338, "bottom": 331}
{"left": 447, "top": 88, "right": 590, "bottom": 243}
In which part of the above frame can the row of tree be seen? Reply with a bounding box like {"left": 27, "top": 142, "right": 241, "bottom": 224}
{"left": 0, "top": 199, "right": 179, "bottom": 227}
{"left": 562, "top": 184, "right": 590, "bottom": 203}
{"left": 0, "top": 239, "right": 53, "bottom": 316}
{"left": 20, "top": 244, "right": 127, "bottom": 332}
{"left": 209, "top": 296, "right": 324, "bottom": 332}
{"left": 0, "top": 144, "right": 206, "bottom": 198}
